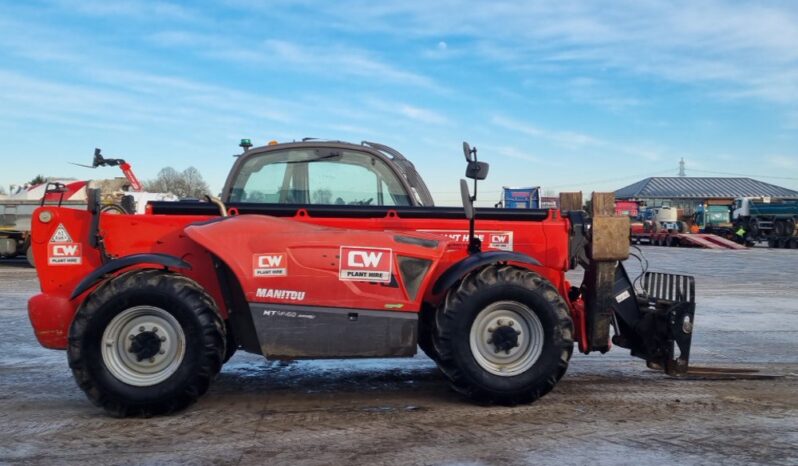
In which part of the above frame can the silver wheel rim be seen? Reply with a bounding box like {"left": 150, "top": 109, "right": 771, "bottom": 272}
{"left": 469, "top": 300, "right": 544, "bottom": 377}
{"left": 101, "top": 305, "right": 186, "bottom": 387}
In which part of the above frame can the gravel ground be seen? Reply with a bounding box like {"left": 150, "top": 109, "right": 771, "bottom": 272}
{"left": 0, "top": 247, "right": 796, "bottom": 465}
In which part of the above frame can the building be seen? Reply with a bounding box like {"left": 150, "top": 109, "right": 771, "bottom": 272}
{"left": 614, "top": 177, "right": 798, "bottom": 215}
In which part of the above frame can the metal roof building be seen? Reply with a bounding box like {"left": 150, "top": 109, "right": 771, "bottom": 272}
{"left": 616, "top": 177, "right": 798, "bottom": 200}
{"left": 615, "top": 177, "right": 798, "bottom": 214}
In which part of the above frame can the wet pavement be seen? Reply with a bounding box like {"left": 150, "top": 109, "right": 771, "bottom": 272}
{"left": 0, "top": 247, "right": 796, "bottom": 465}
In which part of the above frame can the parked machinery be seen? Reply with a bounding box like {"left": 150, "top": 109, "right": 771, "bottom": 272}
{"left": 733, "top": 197, "right": 798, "bottom": 248}
{"left": 28, "top": 140, "right": 698, "bottom": 416}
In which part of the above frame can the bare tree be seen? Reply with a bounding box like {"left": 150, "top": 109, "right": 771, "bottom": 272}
{"left": 0, "top": 185, "right": 6, "bottom": 196}
{"left": 144, "top": 167, "right": 210, "bottom": 199}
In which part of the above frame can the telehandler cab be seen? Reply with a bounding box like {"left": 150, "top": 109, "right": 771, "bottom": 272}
{"left": 28, "top": 140, "right": 696, "bottom": 416}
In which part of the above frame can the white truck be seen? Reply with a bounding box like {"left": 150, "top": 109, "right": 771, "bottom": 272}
{"left": 732, "top": 197, "right": 798, "bottom": 246}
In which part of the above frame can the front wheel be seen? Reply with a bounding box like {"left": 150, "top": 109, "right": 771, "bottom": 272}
{"left": 433, "top": 265, "right": 573, "bottom": 405}
{"left": 68, "top": 270, "right": 225, "bottom": 417}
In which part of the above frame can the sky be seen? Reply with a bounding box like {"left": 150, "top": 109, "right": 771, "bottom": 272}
{"left": 1, "top": 0, "right": 797, "bottom": 205}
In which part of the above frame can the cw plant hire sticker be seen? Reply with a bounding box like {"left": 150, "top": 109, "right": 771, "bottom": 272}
{"left": 253, "top": 253, "right": 288, "bottom": 277}
{"left": 339, "top": 246, "right": 392, "bottom": 282}
{"left": 47, "top": 223, "right": 82, "bottom": 265}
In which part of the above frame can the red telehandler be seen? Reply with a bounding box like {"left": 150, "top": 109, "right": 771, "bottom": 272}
{"left": 28, "top": 140, "right": 696, "bottom": 416}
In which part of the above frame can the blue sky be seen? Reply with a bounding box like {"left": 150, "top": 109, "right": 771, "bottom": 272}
{"left": 1, "top": 0, "right": 797, "bottom": 205}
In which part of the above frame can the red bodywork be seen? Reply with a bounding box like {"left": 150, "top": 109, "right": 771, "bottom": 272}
{"left": 28, "top": 206, "right": 587, "bottom": 352}
{"left": 615, "top": 200, "right": 639, "bottom": 218}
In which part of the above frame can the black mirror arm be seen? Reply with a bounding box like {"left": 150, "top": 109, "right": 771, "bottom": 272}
{"left": 471, "top": 146, "right": 478, "bottom": 202}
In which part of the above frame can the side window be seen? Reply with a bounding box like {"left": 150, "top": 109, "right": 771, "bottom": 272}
{"left": 308, "top": 162, "right": 379, "bottom": 205}
{"left": 306, "top": 152, "right": 411, "bottom": 206}
{"left": 235, "top": 162, "right": 288, "bottom": 203}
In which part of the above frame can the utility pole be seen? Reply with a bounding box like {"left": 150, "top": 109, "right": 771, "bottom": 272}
{"left": 678, "top": 158, "right": 686, "bottom": 177}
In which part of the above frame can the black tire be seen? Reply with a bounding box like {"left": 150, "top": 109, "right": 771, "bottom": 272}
{"left": 68, "top": 270, "right": 225, "bottom": 417}
{"left": 433, "top": 265, "right": 573, "bottom": 405}
{"left": 26, "top": 245, "right": 34, "bottom": 268}
{"left": 121, "top": 194, "right": 136, "bottom": 214}
{"left": 774, "top": 221, "right": 786, "bottom": 237}
{"left": 100, "top": 203, "right": 129, "bottom": 215}
{"left": 223, "top": 320, "right": 237, "bottom": 364}
{"left": 748, "top": 220, "right": 759, "bottom": 239}
{"left": 418, "top": 304, "right": 439, "bottom": 362}
{"left": 785, "top": 219, "right": 795, "bottom": 237}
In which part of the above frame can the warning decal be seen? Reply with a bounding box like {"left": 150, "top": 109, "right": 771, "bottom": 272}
{"left": 253, "top": 253, "right": 288, "bottom": 277}
{"left": 47, "top": 223, "right": 81, "bottom": 265}
{"left": 339, "top": 246, "right": 392, "bottom": 283}
{"left": 49, "top": 224, "right": 73, "bottom": 243}
{"left": 419, "top": 230, "right": 514, "bottom": 251}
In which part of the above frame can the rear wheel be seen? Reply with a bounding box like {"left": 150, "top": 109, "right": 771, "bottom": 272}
{"left": 774, "top": 220, "right": 787, "bottom": 237}
{"left": 785, "top": 219, "right": 796, "bottom": 237}
{"left": 25, "top": 245, "right": 34, "bottom": 268}
{"left": 433, "top": 265, "right": 573, "bottom": 405}
{"left": 68, "top": 270, "right": 225, "bottom": 417}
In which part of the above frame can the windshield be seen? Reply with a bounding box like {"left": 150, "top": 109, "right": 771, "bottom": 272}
{"left": 709, "top": 212, "right": 728, "bottom": 222}
{"left": 229, "top": 148, "right": 412, "bottom": 206}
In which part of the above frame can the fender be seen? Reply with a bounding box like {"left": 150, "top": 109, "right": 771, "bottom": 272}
{"left": 70, "top": 253, "right": 191, "bottom": 300}
{"left": 432, "top": 251, "right": 542, "bottom": 295}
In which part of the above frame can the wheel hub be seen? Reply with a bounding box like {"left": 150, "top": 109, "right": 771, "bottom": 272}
{"left": 102, "top": 306, "right": 186, "bottom": 387}
{"left": 489, "top": 325, "right": 521, "bottom": 354}
{"left": 129, "top": 330, "right": 163, "bottom": 362}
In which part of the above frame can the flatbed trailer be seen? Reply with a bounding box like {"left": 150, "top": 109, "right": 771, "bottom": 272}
{"left": 631, "top": 231, "right": 746, "bottom": 249}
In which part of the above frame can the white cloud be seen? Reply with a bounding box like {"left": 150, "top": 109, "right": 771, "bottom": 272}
{"left": 397, "top": 104, "right": 449, "bottom": 125}
{"left": 491, "top": 114, "right": 667, "bottom": 162}
{"left": 490, "top": 115, "right": 602, "bottom": 149}
{"left": 148, "top": 32, "right": 443, "bottom": 91}
{"left": 262, "top": 1, "right": 798, "bottom": 106}
{"left": 49, "top": 0, "right": 199, "bottom": 21}
{"left": 768, "top": 155, "right": 798, "bottom": 169}
{"left": 362, "top": 98, "right": 449, "bottom": 126}
{"left": 493, "top": 146, "right": 540, "bottom": 163}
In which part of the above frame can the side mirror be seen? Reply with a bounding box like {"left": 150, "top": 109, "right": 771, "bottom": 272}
{"left": 466, "top": 161, "right": 489, "bottom": 180}
{"left": 460, "top": 179, "right": 474, "bottom": 220}
{"left": 463, "top": 142, "right": 473, "bottom": 162}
